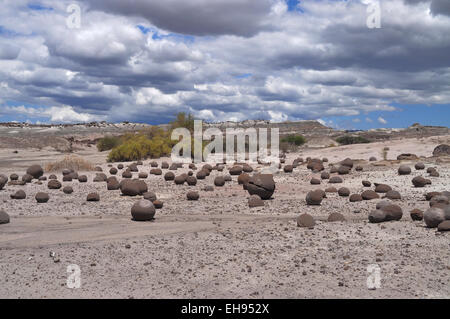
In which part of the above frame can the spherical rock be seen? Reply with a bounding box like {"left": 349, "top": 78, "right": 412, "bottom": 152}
{"left": 122, "top": 170, "right": 132, "bottom": 179}
{"left": 310, "top": 178, "right": 321, "bottom": 185}
{"left": 128, "top": 164, "right": 138, "bottom": 172}
{"left": 369, "top": 210, "right": 387, "bottom": 223}
{"left": 186, "top": 176, "right": 197, "bottom": 186}
{"left": 93, "top": 173, "right": 107, "bottom": 182}
{"left": 63, "top": 186, "right": 73, "bottom": 194}
{"left": 341, "top": 158, "right": 354, "bottom": 168}
{"left": 338, "top": 187, "right": 350, "bottom": 197}
{"left": 196, "top": 170, "right": 207, "bottom": 180}
{"left": 432, "top": 144, "right": 450, "bottom": 156}
{"left": 22, "top": 174, "right": 33, "bottom": 183}
{"left": 246, "top": 174, "right": 275, "bottom": 200}
{"left": 398, "top": 165, "right": 411, "bottom": 175}
{"left": 429, "top": 195, "right": 449, "bottom": 207}
{"left": 376, "top": 200, "right": 391, "bottom": 210}
{"left": 35, "top": 192, "right": 49, "bottom": 203}
{"left": 415, "top": 162, "right": 425, "bottom": 170}
{"left": 283, "top": 165, "right": 293, "bottom": 173}
{"left": 375, "top": 184, "right": 392, "bottom": 193}
{"left": 385, "top": 190, "right": 401, "bottom": 200}
{"left": 321, "top": 172, "right": 330, "bottom": 180}
{"left": 229, "top": 166, "right": 243, "bottom": 176}
{"left": 109, "top": 168, "right": 118, "bottom": 175}
{"left": 107, "top": 177, "right": 120, "bottom": 190}
{"left": 161, "top": 162, "right": 169, "bottom": 169}
{"left": 174, "top": 175, "right": 186, "bottom": 185}
{"left": 248, "top": 195, "right": 264, "bottom": 208}
{"left": 362, "top": 180, "right": 371, "bottom": 187}
{"left": 153, "top": 200, "right": 164, "bottom": 209}
{"left": 338, "top": 166, "right": 351, "bottom": 175}
{"left": 120, "top": 179, "right": 147, "bottom": 196}
{"left": 349, "top": 194, "right": 363, "bottom": 202}
{"left": 224, "top": 175, "right": 232, "bottom": 182}
{"left": 150, "top": 168, "right": 162, "bottom": 176}
{"left": 48, "top": 180, "right": 62, "bottom": 190}
{"left": 117, "top": 164, "right": 124, "bottom": 169}
{"left": 131, "top": 199, "right": 155, "bottom": 221}
{"left": 187, "top": 191, "right": 199, "bottom": 201}
{"left": 151, "top": 161, "right": 159, "bottom": 168}
{"left": 437, "top": 221, "right": 450, "bottom": 232}
{"left": 423, "top": 207, "right": 445, "bottom": 228}
{"left": 26, "top": 165, "right": 44, "bottom": 179}
{"left": 87, "top": 192, "right": 100, "bottom": 202}
{"left": 382, "top": 204, "right": 403, "bottom": 221}
{"left": 412, "top": 176, "right": 428, "bottom": 188}
{"left": 306, "top": 190, "right": 323, "bottom": 206}
{"left": 325, "top": 187, "right": 338, "bottom": 193}
{"left": 361, "top": 190, "right": 380, "bottom": 200}
{"left": 0, "top": 210, "right": 10, "bottom": 225}
{"left": 164, "top": 172, "right": 175, "bottom": 181}
{"left": 238, "top": 173, "right": 250, "bottom": 186}
{"left": 242, "top": 165, "right": 253, "bottom": 173}
{"left": 329, "top": 176, "right": 343, "bottom": 184}
{"left": 48, "top": 174, "right": 57, "bottom": 180}
{"left": 297, "top": 214, "right": 315, "bottom": 228}
{"left": 410, "top": 209, "right": 424, "bottom": 221}
{"left": 214, "top": 176, "right": 226, "bottom": 187}
{"left": 328, "top": 212, "right": 346, "bottom": 222}
{"left": 143, "top": 191, "right": 157, "bottom": 202}
{"left": 0, "top": 175, "right": 7, "bottom": 190}
{"left": 10, "top": 174, "right": 18, "bottom": 181}
{"left": 11, "top": 190, "right": 26, "bottom": 200}
{"left": 138, "top": 172, "right": 148, "bottom": 179}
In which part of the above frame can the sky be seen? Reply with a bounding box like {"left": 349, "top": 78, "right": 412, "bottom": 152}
{"left": 0, "top": 0, "right": 449, "bottom": 129}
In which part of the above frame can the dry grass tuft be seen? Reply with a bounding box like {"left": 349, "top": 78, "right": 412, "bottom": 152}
{"left": 45, "top": 155, "right": 95, "bottom": 172}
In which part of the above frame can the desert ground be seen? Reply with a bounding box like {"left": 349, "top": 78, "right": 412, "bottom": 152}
{"left": 0, "top": 135, "right": 449, "bottom": 299}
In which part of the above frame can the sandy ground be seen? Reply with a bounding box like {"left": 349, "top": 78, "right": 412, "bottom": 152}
{"left": 0, "top": 135, "right": 449, "bottom": 299}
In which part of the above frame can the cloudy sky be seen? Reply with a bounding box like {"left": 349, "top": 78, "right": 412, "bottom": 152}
{"left": 0, "top": 0, "right": 449, "bottom": 129}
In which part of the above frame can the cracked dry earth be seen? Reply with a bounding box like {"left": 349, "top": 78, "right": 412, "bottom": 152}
{"left": 0, "top": 136, "right": 449, "bottom": 299}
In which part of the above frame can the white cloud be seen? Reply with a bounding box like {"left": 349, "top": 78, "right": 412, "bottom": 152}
{"left": 378, "top": 117, "right": 388, "bottom": 125}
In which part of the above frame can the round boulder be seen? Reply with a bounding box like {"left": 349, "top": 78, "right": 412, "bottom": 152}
{"left": 306, "top": 190, "right": 323, "bottom": 206}
{"left": 328, "top": 212, "right": 346, "bottom": 222}
{"left": 26, "top": 165, "right": 44, "bottom": 179}
{"left": 297, "top": 214, "right": 315, "bottom": 228}
{"left": 410, "top": 209, "right": 423, "bottom": 221}
{"left": 164, "top": 172, "right": 175, "bottom": 181}
{"left": 187, "top": 191, "right": 199, "bottom": 201}
{"left": 0, "top": 210, "right": 10, "bottom": 225}
{"left": 87, "top": 192, "right": 100, "bottom": 202}
{"left": 423, "top": 207, "right": 445, "bottom": 228}
{"left": 48, "top": 180, "right": 62, "bottom": 189}
{"left": 368, "top": 210, "right": 387, "bottom": 223}
{"left": 398, "top": 165, "right": 411, "bottom": 175}
{"left": 361, "top": 190, "right": 380, "bottom": 200}
{"left": 248, "top": 195, "right": 264, "bottom": 208}
{"left": 214, "top": 176, "right": 226, "bottom": 187}
{"left": 35, "top": 192, "right": 49, "bottom": 203}
{"left": 131, "top": 199, "right": 156, "bottom": 221}
{"left": 412, "top": 176, "right": 428, "bottom": 188}
{"left": 246, "top": 174, "right": 275, "bottom": 200}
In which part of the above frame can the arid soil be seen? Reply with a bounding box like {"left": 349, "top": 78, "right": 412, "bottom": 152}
{"left": 0, "top": 135, "right": 449, "bottom": 299}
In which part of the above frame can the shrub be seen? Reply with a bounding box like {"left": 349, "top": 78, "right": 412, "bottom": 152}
{"left": 97, "top": 135, "right": 122, "bottom": 152}
{"left": 281, "top": 135, "right": 306, "bottom": 146}
{"left": 45, "top": 155, "right": 95, "bottom": 172}
{"left": 336, "top": 135, "right": 370, "bottom": 145}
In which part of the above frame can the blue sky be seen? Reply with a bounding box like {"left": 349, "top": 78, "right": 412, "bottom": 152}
{"left": 0, "top": 0, "right": 449, "bottom": 127}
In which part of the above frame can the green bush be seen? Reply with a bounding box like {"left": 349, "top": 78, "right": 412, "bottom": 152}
{"left": 281, "top": 135, "right": 306, "bottom": 146}
{"left": 97, "top": 135, "right": 122, "bottom": 152}
{"left": 336, "top": 135, "right": 370, "bottom": 145}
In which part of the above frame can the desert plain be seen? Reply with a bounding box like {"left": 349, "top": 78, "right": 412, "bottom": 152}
{"left": 0, "top": 125, "right": 449, "bottom": 299}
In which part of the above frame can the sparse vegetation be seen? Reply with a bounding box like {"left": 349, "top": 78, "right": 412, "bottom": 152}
{"left": 281, "top": 135, "right": 307, "bottom": 146}
{"left": 97, "top": 135, "right": 122, "bottom": 152}
{"left": 45, "top": 155, "right": 95, "bottom": 172}
{"left": 336, "top": 135, "right": 370, "bottom": 145}
{"left": 106, "top": 113, "right": 196, "bottom": 162}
